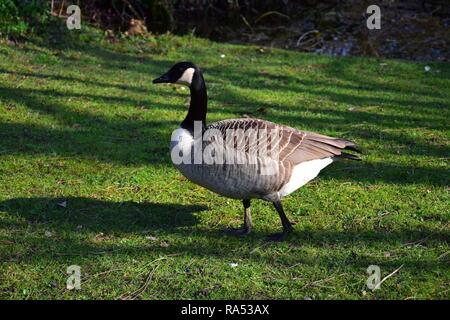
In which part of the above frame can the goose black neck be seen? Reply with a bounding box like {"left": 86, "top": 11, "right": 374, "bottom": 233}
{"left": 180, "top": 71, "right": 207, "bottom": 132}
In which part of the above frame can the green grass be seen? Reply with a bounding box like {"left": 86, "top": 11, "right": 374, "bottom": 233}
{"left": 0, "top": 26, "right": 449, "bottom": 300}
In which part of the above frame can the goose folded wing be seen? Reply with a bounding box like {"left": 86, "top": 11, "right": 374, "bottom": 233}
{"left": 205, "top": 119, "right": 360, "bottom": 164}
{"left": 280, "top": 130, "right": 361, "bottom": 164}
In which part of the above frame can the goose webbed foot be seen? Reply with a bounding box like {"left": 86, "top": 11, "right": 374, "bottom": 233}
{"left": 224, "top": 227, "right": 251, "bottom": 236}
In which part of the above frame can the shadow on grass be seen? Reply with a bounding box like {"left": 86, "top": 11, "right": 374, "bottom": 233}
{"left": 0, "top": 38, "right": 448, "bottom": 187}
{"left": 1, "top": 197, "right": 448, "bottom": 272}
{"left": 0, "top": 197, "right": 205, "bottom": 233}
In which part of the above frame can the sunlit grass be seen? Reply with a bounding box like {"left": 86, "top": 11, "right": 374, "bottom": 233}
{"left": 0, "top": 26, "right": 448, "bottom": 299}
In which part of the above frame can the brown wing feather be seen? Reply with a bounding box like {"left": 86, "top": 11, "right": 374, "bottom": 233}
{"left": 206, "top": 118, "right": 360, "bottom": 165}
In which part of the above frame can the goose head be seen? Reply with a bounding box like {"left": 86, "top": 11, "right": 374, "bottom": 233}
{"left": 153, "top": 61, "right": 201, "bottom": 88}
{"left": 153, "top": 61, "right": 207, "bottom": 129}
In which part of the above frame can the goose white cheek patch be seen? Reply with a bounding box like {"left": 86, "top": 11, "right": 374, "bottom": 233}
{"left": 176, "top": 67, "right": 195, "bottom": 86}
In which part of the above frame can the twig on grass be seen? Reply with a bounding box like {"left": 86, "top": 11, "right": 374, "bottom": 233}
{"left": 287, "top": 262, "right": 303, "bottom": 269}
{"left": 117, "top": 254, "right": 181, "bottom": 300}
{"left": 373, "top": 265, "right": 404, "bottom": 290}
{"left": 81, "top": 268, "right": 124, "bottom": 285}
{"left": 119, "top": 264, "right": 160, "bottom": 300}
{"left": 300, "top": 273, "right": 347, "bottom": 290}
{"left": 15, "top": 66, "right": 46, "bottom": 89}
{"left": 53, "top": 248, "right": 120, "bottom": 256}
{"left": 403, "top": 238, "right": 428, "bottom": 247}
{"left": 250, "top": 241, "right": 271, "bottom": 254}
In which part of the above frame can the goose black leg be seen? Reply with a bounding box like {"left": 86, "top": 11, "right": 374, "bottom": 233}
{"left": 225, "top": 199, "right": 252, "bottom": 236}
{"left": 266, "top": 201, "right": 293, "bottom": 242}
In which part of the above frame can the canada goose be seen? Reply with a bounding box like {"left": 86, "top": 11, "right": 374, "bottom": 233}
{"left": 153, "top": 62, "right": 361, "bottom": 241}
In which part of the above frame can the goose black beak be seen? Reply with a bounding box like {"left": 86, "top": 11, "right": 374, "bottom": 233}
{"left": 152, "top": 74, "right": 170, "bottom": 84}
